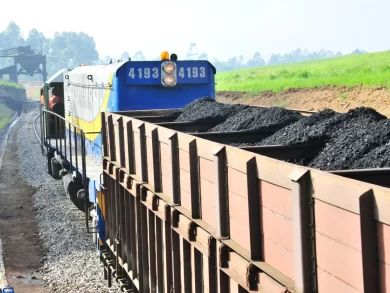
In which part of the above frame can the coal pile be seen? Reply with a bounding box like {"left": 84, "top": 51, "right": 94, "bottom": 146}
{"left": 309, "top": 118, "right": 390, "bottom": 170}
{"left": 174, "top": 97, "right": 248, "bottom": 124}
{"left": 239, "top": 107, "right": 390, "bottom": 170}
{"left": 352, "top": 141, "right": 390, "bottom": 169}
{"left": 208, "top": 106, "right": 303, "bottom": 133}
{"left": 171, "top": 98, "right": 390, "bottom": 171}
{"left": 285, "top": 158, "right": 312, "bottom": 166}
{"left": 256, "top": 109, "right": 338, "bottom": 146}
{"left": 163, "top": 110, "right": 183, "bottom": 118}
{"left": 257, "top": 107, "right": 387, "bottom": 147}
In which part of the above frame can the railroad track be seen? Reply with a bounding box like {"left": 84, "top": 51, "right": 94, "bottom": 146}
{"left": 33, "top": 113, "right": 41, "bottom": 144}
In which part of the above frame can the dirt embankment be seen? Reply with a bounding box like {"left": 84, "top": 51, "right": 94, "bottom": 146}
{"left": 216, "top": 85, "right": 390, "bottom": 117}
{"left": 0, "top": 115, "right": 46, "bottom": 292}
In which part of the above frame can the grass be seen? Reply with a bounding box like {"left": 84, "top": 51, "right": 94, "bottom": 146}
{"left": 0, "top": 80, "right": 24, "bottom": 89}
{"left": 0, "top": 102, "right": 14, "bottom": 130}
{"left": 215, "top": 50, "right": 390, "bottom": 93}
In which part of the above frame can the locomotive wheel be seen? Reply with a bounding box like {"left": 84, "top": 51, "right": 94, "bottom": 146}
{"left": 77, "top": 189, "right": 93, "bottom": 215}
{"left": 47, "top": 151, "right": 55, "bottom": 175}
{"left": 50, "top": 157, "right": 61, "bottom": 180}
{"left": 66, "top": 179, "right": 92, "bottom": 213}
{"left": 67, "top": 179, "right": 87, "bottom": 212}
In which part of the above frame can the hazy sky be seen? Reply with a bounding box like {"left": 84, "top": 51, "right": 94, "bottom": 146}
{"left": 1, "top": 0, "right": 390, "bottom": 62}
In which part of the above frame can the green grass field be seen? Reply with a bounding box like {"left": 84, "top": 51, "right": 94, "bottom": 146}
{"left": 0, "top": 80, "right": 24, "bottom": 89}
{"left": 0, "top": 102, "right": 14, "bottom": 130}
{"left": 215, "top": 50, "right": 390, "bottom": 93}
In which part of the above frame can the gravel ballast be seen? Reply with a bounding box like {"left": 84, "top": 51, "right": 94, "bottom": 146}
{"left": 16, "top": 111, "right": 119, "bottom": 293}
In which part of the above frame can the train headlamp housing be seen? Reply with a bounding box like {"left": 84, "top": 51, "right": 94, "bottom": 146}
{"left": 161, "top": 61, "right": 177, "bottom": 87}
{"left": 163, "top": 75, "right": 176, "bottom": 86}
{"left": 163, "top": 62, "right": 175, "bottom": 73}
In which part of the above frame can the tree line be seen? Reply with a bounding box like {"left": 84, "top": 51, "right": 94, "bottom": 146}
{"left": 0, "top": 21, "right": 99, "bottom": 79}
{"left": 210, "top": 48, "right": 366, "bottom": 72}
{"left": 0, "top": 21, "right": 367, "bottom": 80}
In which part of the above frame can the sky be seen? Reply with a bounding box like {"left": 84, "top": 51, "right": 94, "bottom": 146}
{"left": 1, "top": 0, "right": 390, "bottom": 62}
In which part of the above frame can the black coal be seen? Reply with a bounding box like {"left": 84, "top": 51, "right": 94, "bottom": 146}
{"left": 168, "top": 98, "right": 390, "bottom": 171}
{"left": 208, "top": 106, "right": 303, "bottom": 132}
{"left": 309, "top": 118, "right": 390, "bottom": 170}
{"left": 257, "top": 108, "right": 386, "bottom": 147}
{"left": 352, "top": 141, "right": 390, "bottom": 169}
{"left": 174, "top": 97, "right": 248, "bottom": 124}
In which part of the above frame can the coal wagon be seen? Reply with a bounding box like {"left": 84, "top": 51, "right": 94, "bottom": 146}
{"left": 99, "top": 107, "right": 390, "bottom": 293}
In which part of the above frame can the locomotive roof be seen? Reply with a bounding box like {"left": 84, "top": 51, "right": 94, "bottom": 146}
{"left": 44, "top": 68, "right": 68, "bottom": 85}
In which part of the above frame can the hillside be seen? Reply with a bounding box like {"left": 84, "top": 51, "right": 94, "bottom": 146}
{"left": 216, "top": 50, "right": 390, "bottom": 117}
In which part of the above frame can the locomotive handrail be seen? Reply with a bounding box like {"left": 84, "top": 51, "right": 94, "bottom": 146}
{"left": 41, "top": 107, "right": 102, "bottom": 233}
{"left": 41, "top": 108, "right": 86, "bottom": 189}
{"left": 83, "top": 131, "right": 102, "bottom": 235}
{"left": 41, "top": 108, "right": 81, "bottom": 175}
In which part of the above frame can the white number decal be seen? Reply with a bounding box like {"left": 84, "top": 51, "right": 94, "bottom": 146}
{"left": 177, "top": 67, "right": 206, "bottom": 79}
{"left": 129, "top": 68, "right": 135, "bottom": 78}
{"left": 200, "top": 67, "right": 206, "bottom": 77}
{"left": 129, "top": 66, "right": 205, "bottom": 80}
{"left": 152, "top": 67, "right": 159, "bottom": 78}
{"left": 129, "top": 67, "right": 159, "bottom": 79}
{"left": 179, "top": 67, "right": 185, "bottom": 78}
{"left": 144, "top": 68, "right": 151, "bottom": 78}
{"left": 192, "top": 67, "right": 198, "bottom": 78}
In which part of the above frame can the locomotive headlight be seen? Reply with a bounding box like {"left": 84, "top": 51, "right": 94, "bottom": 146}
{"left": 161, "top": 60, "right": 177, "bottom": 87}
{"left": 163, "top": 75, "right": 175, "bottom": 86}
{"left": 163, "top": 62, "right": 175, "bottom": 73}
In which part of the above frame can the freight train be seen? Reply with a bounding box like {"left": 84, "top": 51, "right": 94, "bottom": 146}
{"left": 40, "top": 51, "right": 217, "bottom": 253}
{"left": 39, "top": 52, "right": 390, "bottom": 293}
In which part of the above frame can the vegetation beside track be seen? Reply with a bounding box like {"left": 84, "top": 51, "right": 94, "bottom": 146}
{"left": 215, "top": 50, "right": 390, "bottom": 93}
{"left": 0, "top": 80, "right": 24, "bottom": 89}
{"left": 0, "top": 102, "right": 15, "bottom": 130}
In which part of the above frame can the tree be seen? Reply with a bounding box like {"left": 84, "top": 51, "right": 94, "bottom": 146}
{"left": 350, "top": 49, "right": 364, "bottom": 55}
{"left": 120, "top": 52, "right": 130, "bottom": 60}
{"left": 247, "top": 52, "right": 265, "bottom": 68}
{"left": 44, "top": 31, "right": 99, "bottom": 75}
{"left": 238, "top": 55, "right": 244, "bottom": 67}
{"left": 268, "top": 54, "right": 281, "bottom": 65}
{"left": 0, "top": 21, "right": 25, "bottom": 49}
{"left": 133, "top": 51, "right": 145, "bottom": 61}
{"left": 227, "top": 57, "right": 238, "bottom": 70}
{"left": 198, "top": 53, "right": 208, "bottom": 60}
{"left": 26, "top": 28, "right": 46, "bottom": 51}
{"left": 0, "top": 21, "right": 26, "bottom": 67}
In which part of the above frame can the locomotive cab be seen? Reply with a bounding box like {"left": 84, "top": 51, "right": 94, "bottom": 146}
{"left": 41, "top": 68, "right": 67, "bottom": 139}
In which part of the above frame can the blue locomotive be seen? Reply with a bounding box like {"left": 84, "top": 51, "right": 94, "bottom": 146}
{"left": 41, "top": 51, "right": 216, "bottom": 249}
